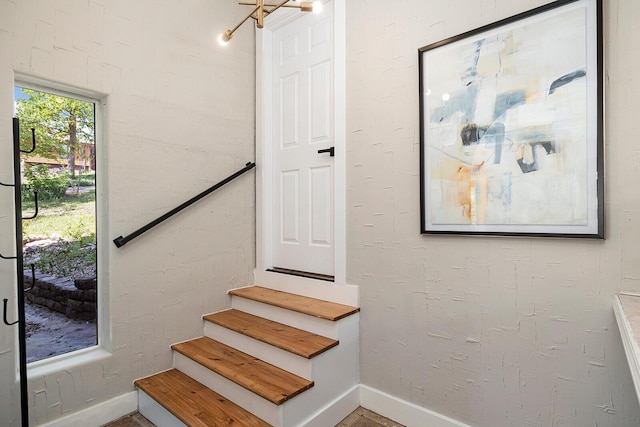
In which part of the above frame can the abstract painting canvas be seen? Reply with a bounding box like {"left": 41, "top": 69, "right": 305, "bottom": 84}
{"left": 419, "top": 0, "right": 603, "bottom": 238}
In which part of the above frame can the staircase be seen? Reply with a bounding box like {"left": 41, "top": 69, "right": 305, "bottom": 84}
{"left": 134, "top": 286, "right": 360, "bottom": 426}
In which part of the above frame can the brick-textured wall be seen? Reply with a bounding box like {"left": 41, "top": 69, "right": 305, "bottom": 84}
{"left": 0, "top": 1, "right": 256, "bottom": 425}
{"left": 347, "top": 0, "right": 640, "bottom": 426}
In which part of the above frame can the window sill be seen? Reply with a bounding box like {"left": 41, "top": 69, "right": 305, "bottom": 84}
{"left": 27, "top": 346, "right": 111, "bottom": 379}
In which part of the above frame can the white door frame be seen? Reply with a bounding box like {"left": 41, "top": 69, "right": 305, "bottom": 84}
{"left": 255, "top": 0, "right": 355, "bottom": 305}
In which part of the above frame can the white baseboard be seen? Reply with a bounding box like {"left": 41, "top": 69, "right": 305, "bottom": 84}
{"left": 37, "top": 391, "right": 137, "bottom": 427}
{"left": 301, "top": 384, "right": 360, "bottom": 427}
{"left": 359, "top": 385, "right": 472, "bottom": 427}
{"left": 34, "top": 382, "right": 469, "bottom": 427}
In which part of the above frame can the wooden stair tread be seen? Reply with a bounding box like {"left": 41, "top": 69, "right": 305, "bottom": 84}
{"left": 172, "top": 337, "right": 314, "bottom": 405}
{"left": 134, "top": 369, "right": 271, "bottom": 427}
{"left": 204, "top": 309, "right": 339, "bottom": 359}
{"left": 228, "top": 286, "right": 359, "bottom": 321}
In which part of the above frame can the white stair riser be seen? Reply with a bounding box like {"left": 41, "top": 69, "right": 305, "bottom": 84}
{"left": 231, "top": 297, "right": 340, "bottom": 339}
{"left": 247, "top": 275, "right": 359, "bottom": 307}
{"left": 203, "top": 320, "right": 314, "bottom": 380}
{"left": 173, "top": 351, "right": 283, "bottom": 426}
{"left": 138, "top": 390, "right": 187, "bottom": 427}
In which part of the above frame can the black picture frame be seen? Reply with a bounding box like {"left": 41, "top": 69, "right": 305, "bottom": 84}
{"left": 419, "top": 0, "right": 603, "bottom": 238}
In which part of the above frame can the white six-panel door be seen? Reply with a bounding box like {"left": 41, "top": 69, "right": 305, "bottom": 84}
{"left": 270, "top": 6, "right": 334, "bottom": 276}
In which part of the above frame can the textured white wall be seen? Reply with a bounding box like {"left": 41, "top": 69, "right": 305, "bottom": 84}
{"left": 347, "top": 0, "right": 640, "bottom": 426}
{"left": 0, "top": 0, "right": 255, "bottom": 425}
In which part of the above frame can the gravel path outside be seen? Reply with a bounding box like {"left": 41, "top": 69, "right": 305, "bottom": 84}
{"left": 25, "top": 299, "right": 97, "bottom": 363}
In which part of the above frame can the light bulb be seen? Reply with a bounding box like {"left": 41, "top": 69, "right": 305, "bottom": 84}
{"left": 301, "top": 1, "right": 323, "bottom": 13}
{"left": 218, "top": 30, "right": 233, "bottom": 46}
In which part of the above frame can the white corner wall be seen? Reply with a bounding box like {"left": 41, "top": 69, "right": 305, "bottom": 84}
{"left": 347, "top": 0, "right": 640, "bottom": 426}
{"left": 0, "top": 1, "right": 256, "bottom": 425}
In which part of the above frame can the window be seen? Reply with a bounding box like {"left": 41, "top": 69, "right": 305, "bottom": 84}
{"left": 14, "top": 85, "right": 99, "bottom": 362}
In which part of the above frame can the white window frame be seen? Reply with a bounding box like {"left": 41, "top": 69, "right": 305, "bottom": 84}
{"left": 14, "top": 74, "right": 112, "bottom": 377}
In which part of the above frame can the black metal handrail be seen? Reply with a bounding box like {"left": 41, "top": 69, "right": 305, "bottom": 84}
{"left": 113, "top": 161, "right": 256, "bottom": 248}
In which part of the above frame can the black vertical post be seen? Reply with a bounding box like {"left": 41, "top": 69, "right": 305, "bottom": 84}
{"left": 13, "top": 118, "right": 29, "bottom": 427}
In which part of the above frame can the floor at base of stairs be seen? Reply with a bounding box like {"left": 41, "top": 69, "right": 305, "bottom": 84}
{"left": 103, "top": 406, "right": 405, "bottom": 427}
{"left": 335, "top": 407, "right": 405, "bottom": 426}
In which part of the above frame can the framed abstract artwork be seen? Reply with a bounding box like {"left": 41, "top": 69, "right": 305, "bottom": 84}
{"left": 419, "top": 0, "right": 603, "bottom": 238}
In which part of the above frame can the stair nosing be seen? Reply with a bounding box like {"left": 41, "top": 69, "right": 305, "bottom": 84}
{"left": 172, "top": 336, "right": 314, "bottom": 405}
{"left": 203, "top": 309, "right": 339, "bottom": 359}
{"left": 228, "top": 286, "right": 360, "bottom": 321}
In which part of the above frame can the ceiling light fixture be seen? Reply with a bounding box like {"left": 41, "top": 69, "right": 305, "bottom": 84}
{"left": 218, "top": 0, "right": 324, "bottom": 46}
